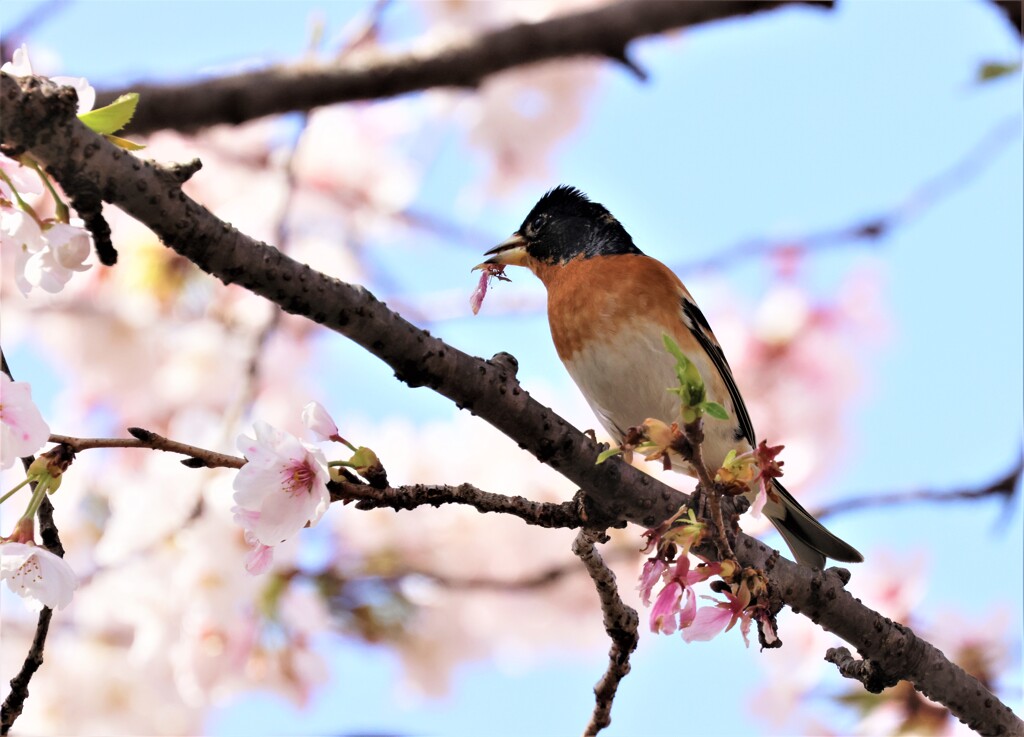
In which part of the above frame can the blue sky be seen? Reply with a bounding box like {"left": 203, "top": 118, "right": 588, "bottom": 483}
{"left": 2, "top": 1, "right": 1021, "bottom": 735}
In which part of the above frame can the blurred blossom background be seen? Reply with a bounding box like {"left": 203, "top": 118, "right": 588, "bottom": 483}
{"left": 0, "top": 1, "right": 1021, "bottom": 735}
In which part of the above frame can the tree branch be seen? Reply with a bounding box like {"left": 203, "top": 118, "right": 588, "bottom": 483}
{"left": 733, "top": 535, "right": 1022, "bottom": 737}
{"left": 3, "top": 72, "right": 1020, "bottom": 737}
{"left": 94, "top": 0, "right": 831, "bottom": 135}
{"left": 1, "top": 72, "right": 684, "bottom": 529}
{"left": 334, "top": 479, "right": 582, "bottom": 530}
{"left": 573, "top": 529, "right": 639, "bottom": 736}
{"left": 48, "top": 429, "right": 246, "bottom": 469}
{"left": 815, "top": 454, "right": 1023, "bottom": 520}
{"left": 678, "top": 113, "right": 1023, "bottom": 275}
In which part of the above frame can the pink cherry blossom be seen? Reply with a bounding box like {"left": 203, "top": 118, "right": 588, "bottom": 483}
{"left": 1, "top": 373, "right": 50, "bottom": 469}
{"left": 682, "top": 588, "right": 753, "bottom": 646}
{"left": 649, "top": 580, "right": 683, "bottom": 634}
{"left": 0, "top": 541, "right": 79, "bottom": 611}
{"left": 469, "top": 269, "right": 490, "bottom": 315}
{"left": 470, "top": 263, "right": 509, "bottom": 315}
{"left": 242, "top": 532, "right": 274, "bottom": 575}
{"left": 231, "top": 421, "right": 330, "bottom": 573}
{"left": 680, "top": 600, "right": 735, "bottom": 643}
{"left": 637, "top": 557, "right": 667, "bottom": 606}
{"left": 643, "top": 556, "right": 722, "bottom": 635}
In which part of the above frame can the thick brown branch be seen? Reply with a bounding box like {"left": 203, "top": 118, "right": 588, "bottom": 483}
{"left": 1, "top": 73, "right": 685, "bottom": 528}
{"left": 733, "top": 534, "right": 1021, "bottom": 737}
{"left": 991, "top": 0, "right": 1022, "bottom": 35}
{"left": 4, "top": 73, "right": 1021, "bottom": 737}
{"left": 573, "top": 529, "right": 639, "bottom": 737}
{"left": 95, "top": 1, "right": 830, "bottom": 135}
{"left": 825, "top": 646, "right": 900, "bottom": 693}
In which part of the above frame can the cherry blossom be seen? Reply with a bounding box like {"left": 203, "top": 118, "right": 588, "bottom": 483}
{"left": 637, "top": 557, "right": 667, "bottom": 607}
{"left": 231, "top": 421, "right": 331, "bottom": 573}
{"left": 0, "top": 44, "right": 33, "bottom": 77}
{"left": 649, "top": 581, "right": 684, "bottom": 635}
{"left": 0, "top": 373, "right": 50, "bottom": 469}
{"left": 470, "top": 263, "right": 510, "bottom": 315}
{"left": 681, "top": 587, "right": 752, "bottom": 646}
{"left": 301, "top": 400, "right": 341, "bottom": 443}
{"left": 643, "top": 555, "right": 722, "bottom": 636}
{"left": 17, "top": 222, "right": 93, "bottom": 295}
{"left": 469, "top": 268, "right": 490, "bottom": 315}
{"left": 0, "top": 541, "right": 79, "bottom": 611}
{"left": 0, "top": 153, "right": 43, "bottom": 201}
{"left": 2, "top": 203, "right": 94, "bottom": 296}
{"left": 1, "top": 44, "right": 95, "bottom": 113}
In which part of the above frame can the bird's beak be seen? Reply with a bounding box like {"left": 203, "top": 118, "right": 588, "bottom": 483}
{"left": 472, "top": 232, "right": 529, "bottom": 271}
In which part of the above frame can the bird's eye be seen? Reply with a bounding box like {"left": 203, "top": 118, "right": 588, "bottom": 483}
{"left": 526, "top": 214, "right": 547, "bottom": 236}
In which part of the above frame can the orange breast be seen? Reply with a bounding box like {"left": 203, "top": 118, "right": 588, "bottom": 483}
{"left": 534, "top": 254, "right": 687, "bottom": 362}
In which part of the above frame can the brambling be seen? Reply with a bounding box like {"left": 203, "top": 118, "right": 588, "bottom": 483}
{"left": 476, "top": 185, "right": 862, "bottom": 568}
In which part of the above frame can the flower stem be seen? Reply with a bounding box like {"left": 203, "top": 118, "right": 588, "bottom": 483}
{"left": 0, "top": 166, "right": 46, "bottom": 227}
{"left": 19, "top": 481, "right": 48, "bottom": 524}
{"left": 0, "top": 477, "right": 31, "bottom": 506}
{"left": 25, "top": 158, "right": 70, "bottom": 222}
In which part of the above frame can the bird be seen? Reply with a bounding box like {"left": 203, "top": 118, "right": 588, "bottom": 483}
{"left": 475, "top": 185, "right": 862, "bottom": 569}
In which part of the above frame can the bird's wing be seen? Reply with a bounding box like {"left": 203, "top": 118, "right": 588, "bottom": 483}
{"left": 679, "top": 295, "right": 757, "bottom": 447}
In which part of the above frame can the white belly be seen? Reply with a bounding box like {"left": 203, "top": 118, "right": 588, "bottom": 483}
{"left": 563, "top": 322, "right": 747, "bottom": 473}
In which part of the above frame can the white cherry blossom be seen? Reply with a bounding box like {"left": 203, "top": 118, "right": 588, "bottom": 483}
{"left": 301, "top": 400, "right": 340, "bottom": 442}
{"left": 17, "top": 222, "right": 93, "bottom": 295}
{"left": 0, "top": 541, "right": 79, "bottom": 611}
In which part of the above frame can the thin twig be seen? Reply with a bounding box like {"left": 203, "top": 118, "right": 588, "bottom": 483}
{"left": 336, "top": 480, "right": 581, "bottom": 530}
{"left": 815, "top": 454, "right": 1023, "bottom": 519}
{"left": 681, "top": 114, "right": 1022, "bottom": 274}
{"left": 407, "top": 545, "right": 638, "bottom": 591}
{"left": 572, "top": 529, "right": 639, "bottom": 737}
{"left": 679, "top": 418, "right": 737, "bottom": 563}
{"left": 48, "top": 430, "right": 245, "bottom": 469}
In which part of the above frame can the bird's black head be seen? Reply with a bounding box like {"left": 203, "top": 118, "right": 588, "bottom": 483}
{"left": 480, "top": 186, "right": 642, "bottom": 270}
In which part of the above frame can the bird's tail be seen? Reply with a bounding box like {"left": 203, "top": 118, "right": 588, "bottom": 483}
{"left": 763, "top": 480, "right": 863, "bottom": 569}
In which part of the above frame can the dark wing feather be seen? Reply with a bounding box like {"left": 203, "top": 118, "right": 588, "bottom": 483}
{"left": 680, "top": 298, "right": 757, "bottom": 446}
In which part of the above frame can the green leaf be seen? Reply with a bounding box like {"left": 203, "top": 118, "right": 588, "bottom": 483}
{"left": 662, "top": 333, "right": 688, "bottom": 365}
{"left": 78, "top": 93, "right": 139, "bottom": 135}
{"left": 700, "top": 401, "right": 729, "bottom": 420}
{"left": 104, "top": 134, "right": 145, "bottom": 151}
{"left": 595, "top": 446, "right": 623, "bottom": 464}
{"left": 976, "top": 60, "right": 1021, "bottom": 83}
{"left": 662, "top": 333, "right": 705, "bottom": 400}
